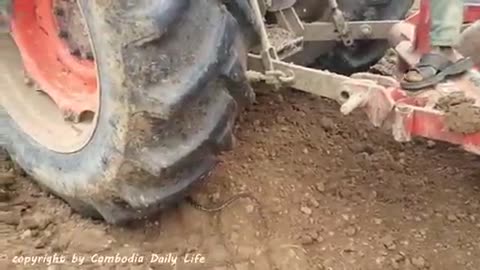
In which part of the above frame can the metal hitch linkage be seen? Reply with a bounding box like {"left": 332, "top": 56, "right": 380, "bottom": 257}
{"left": 328, "top": 0, "right": 353, "bottom": 46}
{"left": 248, "top": 0, "right": 295, "bottom": 89}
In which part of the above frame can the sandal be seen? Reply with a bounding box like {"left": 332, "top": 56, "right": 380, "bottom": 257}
{"left": 401, "top": 53, "right": 474, "bottom": 91}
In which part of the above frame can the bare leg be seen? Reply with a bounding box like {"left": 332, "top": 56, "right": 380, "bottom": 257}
{"left": 403, "top": 0, "right": 464, "bottom": 83}
{"left": 0, "top": 0, "right": 10, "bottom": 34}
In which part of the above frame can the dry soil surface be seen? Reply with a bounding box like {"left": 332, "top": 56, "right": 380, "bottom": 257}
{"left": 2, "top": 89, "right": 480, "bottom": 270}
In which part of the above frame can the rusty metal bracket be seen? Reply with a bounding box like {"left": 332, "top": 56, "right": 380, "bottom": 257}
{"left": 268, "top": 0, "right": 296, "bottom": 12}
{"left": 249, "top": 0, "right": 277, "bottom": 69}
{"left": 275, "top": 7, "right": 304, "bottom": 37}
{"left": 248, "top": 53, "right": 349, "bottom": 99}
{"left": 303, "top": 20, "right": 400, "bottom": 42}
{"left": 249, "top": 0, "right": 296, "bottom": 89}
{"left": 328, "top": 0, "right": 353, "bottom": 47}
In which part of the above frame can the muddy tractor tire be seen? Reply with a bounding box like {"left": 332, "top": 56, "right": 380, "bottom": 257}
{"left": 1, "top": 0, "right": 256, "bottom": 224}
{"left": 294, "top": 0, "right": 414, "bottom": 74}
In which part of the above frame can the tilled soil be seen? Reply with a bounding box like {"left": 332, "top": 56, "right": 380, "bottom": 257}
{"left": 2, "top": 90, "right": 480, "bottom": 270}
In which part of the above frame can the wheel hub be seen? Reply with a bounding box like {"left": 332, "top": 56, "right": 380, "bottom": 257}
{"left": 0, "top": 0, "right": 99, "bottom": 153}
{"left": 11, "top": 0, "right": 98, "bottom": 121}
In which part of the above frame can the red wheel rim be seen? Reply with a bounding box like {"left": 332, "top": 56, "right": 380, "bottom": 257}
{"left": 11, "top": 0, "right": 98, "bottom": 117}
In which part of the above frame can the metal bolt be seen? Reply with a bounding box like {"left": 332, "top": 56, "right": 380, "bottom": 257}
{"left": 360, "top": 24, "right": 373, "bottom": 38}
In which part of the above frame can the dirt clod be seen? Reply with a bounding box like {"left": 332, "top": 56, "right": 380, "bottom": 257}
{"left": 373, "top": 218, "right": 383, "bottom": 225}
{"left": 0, "top": 171, "right": 15, "bottom": 187}
{"left": 20, "top": 229, "right": 32, "bottom": 240}
{"left": 447, "top": 213, "right": 459, "bottom": 222}
{"left": 391, "top": 253, "right": 406, "bottom": 269}
{"left": 319, "top": 116, "right": 335, "bottom": 132}
{"left": 299, "top": 230, "right": 320, "bottom": 245}
{"left": 34, "top": 237, "right": 49, "bottom": 249}
{"left": 68, "top": 228, "right": 112, "bottom": 253}
{"left": 436, "top": 92, "right": 480, "bottom": 134}
{"left": 300, "top": 206, "right": 312, "bottom": 216}
{"left": 19, "top": 212, "right": 52, "bottom": 230}
{"left": 0, "top": 190, "right": 10, "bottom": 202}
{"left": 0, "top": 211, "right": 20, "bottom": 226}
{"left": 381, "top": 235, "right": 397, "bottom": 251}
{"left": 315, "top": 182, "right": 326, "bottom": 193}
{"left": 411, "top": 256, "right": 427, "bottom": 269}
{"left": 344, "top": 225, "right": 357, "bottom": 237}
{"left": 306, "top": 195, "right": 320, "bottom": 208}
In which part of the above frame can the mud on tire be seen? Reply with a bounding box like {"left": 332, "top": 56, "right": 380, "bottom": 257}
{"left": 3, "top": 0, "right": 257, "bottom": 224}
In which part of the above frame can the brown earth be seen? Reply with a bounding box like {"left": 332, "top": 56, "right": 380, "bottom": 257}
{"left": 1, "top": 88, "right": 480, "bottom": 270}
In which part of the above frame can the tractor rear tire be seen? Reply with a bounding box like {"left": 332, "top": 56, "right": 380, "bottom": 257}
{"left": 2, "top": 0, "right": 256, "bottom": 224}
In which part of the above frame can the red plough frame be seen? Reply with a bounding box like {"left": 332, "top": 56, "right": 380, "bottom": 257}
{"left": 341, "top": 0, "right": 480, "bottom": 154}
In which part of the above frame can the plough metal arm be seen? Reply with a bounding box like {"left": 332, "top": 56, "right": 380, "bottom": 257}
{"left": 248, "top": 0, "right": 480, "bottom": 155}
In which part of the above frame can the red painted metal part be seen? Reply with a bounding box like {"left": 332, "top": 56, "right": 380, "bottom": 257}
{"left": 413, "top": 0, "right": 431, "bottom": 54}
{"left": 465, "top": 3, "right": 480, "bottom": 22}
{"left": 11, "top": 0, "right": 97, "bottom": 117}
{"left": 340, "top": 0, "right": 480, "bottom": 155}
{"left": 342, "top": 71, "right": 480, "bottom": 155}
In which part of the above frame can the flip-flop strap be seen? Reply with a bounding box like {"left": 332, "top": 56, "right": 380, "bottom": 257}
{"left": 406, "top": 53, "right": 452, "bottom": 79}
{"left": 416, "top": 53, "right": 452, "bottom": 71}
